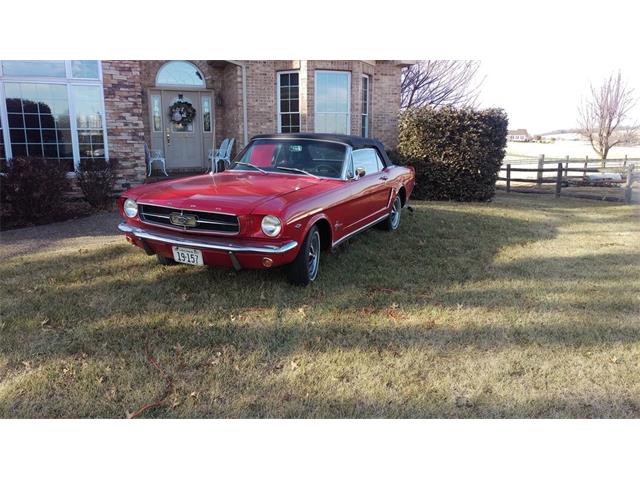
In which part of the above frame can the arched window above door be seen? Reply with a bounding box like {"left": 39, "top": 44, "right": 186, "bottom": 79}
{"left": 156, "top": 61, "right": 205, "bottom": 87}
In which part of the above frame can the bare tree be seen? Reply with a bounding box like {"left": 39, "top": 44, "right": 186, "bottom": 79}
{"left": 578, "top": 71, "right": 638, "bottom": 159}
{"left": 401, "top": 60, "right": 483, "bottom": 109}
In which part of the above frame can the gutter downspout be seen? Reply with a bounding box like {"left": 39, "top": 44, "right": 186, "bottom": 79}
{"left": 226, "top": 60, "right": 249, "bottom": 146}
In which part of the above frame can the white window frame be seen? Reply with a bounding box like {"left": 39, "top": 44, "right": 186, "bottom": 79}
{"left": 276, "top": 70, "right": 301, "bottom": 134}
{"left": 314, "top": 70, "right": 351, "bottom": 135}
{"left": 0, "top": 60, "right": 108, "bottom": 170}
{"left": 0, "top": 76, "right": 9, "bottom": 162}
{"left": 361, "top": 74, "right": 370, "bottom": 137}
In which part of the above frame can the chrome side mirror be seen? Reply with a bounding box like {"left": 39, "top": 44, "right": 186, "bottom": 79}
{"left": 355, "top": 167, "right": 366, "bottom": 179}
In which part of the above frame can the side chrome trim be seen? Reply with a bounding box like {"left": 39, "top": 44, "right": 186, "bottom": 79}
{"left": 331, "top": 213, "right": 389, "bottom": 248}
{"left": 119, "top": 223, "right": 298, "bottom": 254}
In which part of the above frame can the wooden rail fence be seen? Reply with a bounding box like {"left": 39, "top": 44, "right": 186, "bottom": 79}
{"left": 498, "top": 156, "right": 638, "bottom": 203}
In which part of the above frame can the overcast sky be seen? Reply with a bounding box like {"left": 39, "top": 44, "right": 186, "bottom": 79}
{"left": 476, "top": 58, "right": 640, "bottom": 135}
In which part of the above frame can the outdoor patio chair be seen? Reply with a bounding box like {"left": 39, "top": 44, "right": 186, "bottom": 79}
{"left": 209, "top": 138, "right": 229, "bottom": 173}
{"left": 144, "top": 143, "right": 168, "bottom": 177}
{"left": 210, "top": 138, "right": 235, "bottom": 173}
{"left": 221, "top": 138, "right": 235, "bottom": 170}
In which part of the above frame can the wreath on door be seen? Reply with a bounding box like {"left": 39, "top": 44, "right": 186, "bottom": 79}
{"left": 168, "top": 100, "right": 196, "bottom": 127}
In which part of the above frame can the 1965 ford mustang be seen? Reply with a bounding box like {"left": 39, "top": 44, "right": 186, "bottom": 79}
{"left": 118, "top": 133, "right": 415, "bottom": 285}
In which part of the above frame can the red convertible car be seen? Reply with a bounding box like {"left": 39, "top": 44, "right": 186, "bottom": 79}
{"left": 118, "top": 133, "right": 415, "bottom": 285}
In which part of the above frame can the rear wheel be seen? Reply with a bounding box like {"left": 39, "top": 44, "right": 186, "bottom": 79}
{"left": 287, "top": 225, "right": 321, "bottom": 286}
{"left": 156, "top": 254, "right": 176, "bottom": 265}
{"left": 381, "top": 196, "right": 402, "bottom": 231}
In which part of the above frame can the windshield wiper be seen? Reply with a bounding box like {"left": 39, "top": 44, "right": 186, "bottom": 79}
{"left": 232, "top": 162, "right": 267, "bottom": 174}
{"left": 275, "top": 166, "right": 319, "bottom": 178}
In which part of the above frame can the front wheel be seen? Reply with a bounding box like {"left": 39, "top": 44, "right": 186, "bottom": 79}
{"left": 287, "top": 225, "right": 321, "bottom": 286}
{"left": 380, "top": 196, "right": 402, "bottom": 231}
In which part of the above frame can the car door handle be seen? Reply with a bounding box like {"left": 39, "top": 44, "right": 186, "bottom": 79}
{"left": 379, "top": 175, "right": 389, "bottom": 181}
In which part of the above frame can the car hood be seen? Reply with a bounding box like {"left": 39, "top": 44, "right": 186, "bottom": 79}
{"left": 129, "top": 172, "right": 322, "bottom": 215}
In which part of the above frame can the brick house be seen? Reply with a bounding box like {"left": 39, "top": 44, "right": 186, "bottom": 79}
{"left": 0, "top": 60, "right": 410, "bottom": 190}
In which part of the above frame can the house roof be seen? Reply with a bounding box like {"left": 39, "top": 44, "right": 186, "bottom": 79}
{"left": 508, "top": 129, "right": 530, "bottom": 136}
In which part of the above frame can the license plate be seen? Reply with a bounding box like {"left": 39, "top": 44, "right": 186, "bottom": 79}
{"left": 172, "top": 246, "right": 204, "bottom": 266}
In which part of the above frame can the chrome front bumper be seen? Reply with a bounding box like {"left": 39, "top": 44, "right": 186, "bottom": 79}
{"left": 118, "top": 223, "right": 298, "bottom": 254}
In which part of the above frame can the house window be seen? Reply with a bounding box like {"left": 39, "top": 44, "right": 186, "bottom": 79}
{"left": 156, "top": 61, "right": 205, "bottom": 87}
{"left": 315, "top": 70, "right": 350, "bottom": 135}
{"left": 73, "top": 85, "right": 106, "bottom": 162}
{"left": 361, "top": 74, "right": 369, "bottom": 137}
{"left": 4, "top": 82, "right": 74, "bottom": 171}
{"left": 1, "top": 60, "right": 66, "bottom": 78}
{"left": 71, "top": 61, "right": 100, "bottom": 79}
{"left": 202, "top": 96, "right": 211, "bottom": 132}
{"left": 151, "top": 95, "right": 162, "bottom": 132}
{"left": 0, "top": 60, "right": 107, "bottom": 172}
{"left": 277, "top": 71, "right": 300, "bottom": 133}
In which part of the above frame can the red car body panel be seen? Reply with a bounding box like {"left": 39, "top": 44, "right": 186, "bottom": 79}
{"left": 118, "top": 136, "right": 415, "bottom": 271}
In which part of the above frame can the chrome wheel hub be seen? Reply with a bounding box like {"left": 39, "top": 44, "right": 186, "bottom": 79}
{"left": 390, "top": 197, "right": 401, "bottom": 229}
{"left": 308, "top": 231, "right": 320, "bottom": 280}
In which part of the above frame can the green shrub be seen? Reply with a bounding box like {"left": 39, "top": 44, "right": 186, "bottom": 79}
{"left": 397, "top": 106, "right": 508, "bottom": 201}
{"left": 0, "top": 157, "right": 8, "bottom": 207}
{"left": 3, "top": 157, "right": 70, "bottom": 222}
{"left": 75, "top": 157, "right": 117, "bottom": 209}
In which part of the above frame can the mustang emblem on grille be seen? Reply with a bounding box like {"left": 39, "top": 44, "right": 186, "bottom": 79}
{"left": 169, "top": 212, "right": 198, "bottom": 227}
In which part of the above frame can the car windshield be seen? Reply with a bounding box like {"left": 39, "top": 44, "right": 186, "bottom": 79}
{"left": 231, "top": 139, "right": 348, "bottom": 179}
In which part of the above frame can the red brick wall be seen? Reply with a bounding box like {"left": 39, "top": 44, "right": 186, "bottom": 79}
{"left": 220, "top": 63, "right": 244, "bottom": 155}
{"left": 370, "top": 62, "right": 403, "bottom": 149}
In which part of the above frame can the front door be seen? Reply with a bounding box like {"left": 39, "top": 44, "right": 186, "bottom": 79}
{"left": 149, "top": 89, "right": 214, "bottom": 170}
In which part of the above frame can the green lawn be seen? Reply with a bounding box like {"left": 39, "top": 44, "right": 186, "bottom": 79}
{"left": 1, "top": 193, "right": 639, "bottom": 418}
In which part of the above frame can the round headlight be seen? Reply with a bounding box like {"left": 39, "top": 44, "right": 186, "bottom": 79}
{"left": 123, "top": 198, "right": 138, "bottom": 218}
{"left": 261, "top": 215, "right": 282, "bottom": 237}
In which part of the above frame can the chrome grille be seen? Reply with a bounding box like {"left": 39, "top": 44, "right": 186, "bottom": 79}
{"left": 139, "top": 204, "right": 239, "bottom": 234}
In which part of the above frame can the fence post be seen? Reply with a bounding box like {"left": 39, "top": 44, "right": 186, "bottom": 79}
{"left": 555, "top": 162, "right": 563, "bottom": 198}
{"left": 583, "top": 156, "right": 588, "bottom": 180}
{"left": 506, "top": 164, "right": 511, "bottom": 193}
{"left": 565, "top": 155, "right": 569, "bottom": 178}
{"left": 537, "top": 154, "right": 545, "bottom": 187}
{"left": 623, "top": 155, "right": 628, "bottom": 168}
{"left": 624, "top": 164, "right": 634, "bottom": 203}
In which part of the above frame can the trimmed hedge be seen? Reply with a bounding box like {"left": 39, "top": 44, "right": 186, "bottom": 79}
{"left": 76, "top": 157, "right": 117, "bottom": 209}
{"left": 397, "top": 106, "right": 508, "bottom": 201}
{"left": 2, "top": 156, "right": 70, "bottom": 222}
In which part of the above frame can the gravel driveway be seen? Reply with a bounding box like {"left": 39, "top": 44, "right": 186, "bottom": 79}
{"left": 0, "top": 211, "right": 122, "bottom": 259}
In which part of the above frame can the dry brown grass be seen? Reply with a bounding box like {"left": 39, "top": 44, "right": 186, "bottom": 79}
{"left": 1, "top": 193, "right": 639, "bottom": 418}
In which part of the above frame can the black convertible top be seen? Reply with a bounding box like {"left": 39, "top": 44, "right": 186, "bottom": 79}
{"left": 250, "top": 133, "right": 392, "bottom": 166}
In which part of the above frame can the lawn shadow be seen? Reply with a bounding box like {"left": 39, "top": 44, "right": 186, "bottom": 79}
{"left": 0, "top": 211, "right": 121, "bottom": 259}
{"left": 1, "top": 203, "right": 559, "bottom": 323}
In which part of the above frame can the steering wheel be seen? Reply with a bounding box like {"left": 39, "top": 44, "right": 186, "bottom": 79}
{"left": 314, "top": 164, "right": 340, "bottom": 176}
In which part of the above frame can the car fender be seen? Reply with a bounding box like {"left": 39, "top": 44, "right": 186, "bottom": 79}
{"left": 297, "top": 211, "right": 332, "bottom": 245}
